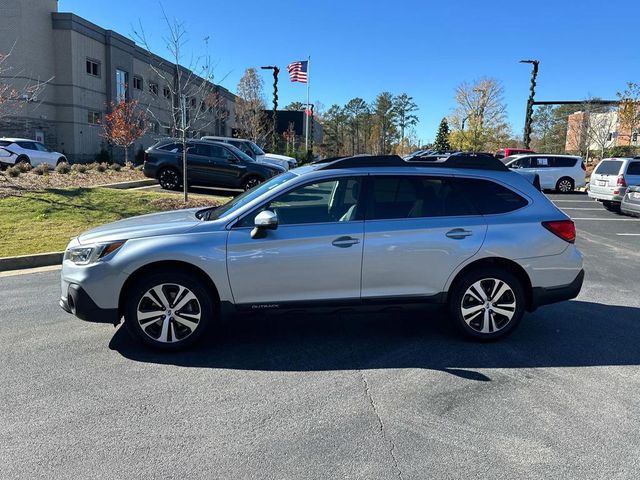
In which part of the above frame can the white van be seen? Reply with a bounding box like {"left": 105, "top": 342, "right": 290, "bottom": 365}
{"left": 504, "top": 154, "right": 586, "bottom": 193}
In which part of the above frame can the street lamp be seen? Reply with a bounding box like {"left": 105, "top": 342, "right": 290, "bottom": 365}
{"left": 261, "top": 65, "right": 280, "bottom": 152}
{"left": 520, "top": 59, "right": 540, "bottom": 149}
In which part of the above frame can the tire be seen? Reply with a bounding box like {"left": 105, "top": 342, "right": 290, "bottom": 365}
{"left": 158, "top": 167, "right": 181, "bottom": 190}
{"left": 16, "top": 155, "right": 31, "bottom": 166}
{"left": 448, "top": 267, "right": 525, "bottom": 341}
{"left": 556, "top": 177, "right": 574, "bottom": 193}
{"left": 124, "top": 271, "right": 216, "bottom": 351}
{"left": 243, "top": 175, "right": 264, "bottom": 191}
{"left": 603, "top": 201, "right": 620, "bottom": 212}
{"left": 56, "top": 157, "right": 67, "bottom": 166}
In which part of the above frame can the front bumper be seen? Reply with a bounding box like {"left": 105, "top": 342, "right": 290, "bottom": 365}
{"left": 60, "top": 283, "right": 120, "bottom": 324}
{"left": 530, "top": 269, "right": 584, "bottom": 311}
{"left": 621, "top": 197, "right": 640, "bottom": 216}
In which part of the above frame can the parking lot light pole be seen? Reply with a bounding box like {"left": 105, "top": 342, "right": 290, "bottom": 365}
{"left": 261, "top": 66, "right": 279, "bottom": 153}
{"left": 520, "top": 59, "right": 540, "bottom": 150}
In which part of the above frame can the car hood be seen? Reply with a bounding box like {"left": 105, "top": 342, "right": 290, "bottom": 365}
{"left": 78, "top": 208, "right": 204, "bottom": 244}
{"left": 265, "top": 153, "right": 296, "bottom": 162}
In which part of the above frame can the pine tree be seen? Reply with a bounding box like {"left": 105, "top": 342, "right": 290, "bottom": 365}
{"left": 433, "top": 118, "right": 451, "bottom": 151}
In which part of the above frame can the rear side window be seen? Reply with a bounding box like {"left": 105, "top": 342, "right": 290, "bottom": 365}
{"left": 595, "top": 160, "right": 623, "bottom": 175}
{"left": 191, "top": 143, "right": 211, "bottom": 157}
{"left": 456, "top": 178, "right": 528, "bottom": 215}
{"left": 626, "top": 162, "right": 640, "bottom": 175}
{"left": 17, "top": 142, "right": 36, "bottom": 150}
{"left": 366, "top": 176, "right": 477, "bottom": 220}
{"left": 158, "top": 143, "right": 183, "bottom": 153}
{"left": 551, "top": 157, "right": 577, "bottom": 168}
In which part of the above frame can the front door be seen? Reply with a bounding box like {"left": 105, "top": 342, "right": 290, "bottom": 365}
{"left": 227, "top": 176, "right": 364, "bottom": 305}
{"left": 361, "top": 175, "right": 487, "bottom": 298}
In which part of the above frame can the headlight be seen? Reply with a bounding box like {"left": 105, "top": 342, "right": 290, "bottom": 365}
{"left": 64, "top": 241, "right": 126, "bottom": 265}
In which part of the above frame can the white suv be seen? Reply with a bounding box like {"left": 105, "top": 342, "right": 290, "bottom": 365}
{"left": 0, "top": 138, "right": 67, "bottom": 167}
{"left": 504, "top": 154, "right": 586, "bottom": 193}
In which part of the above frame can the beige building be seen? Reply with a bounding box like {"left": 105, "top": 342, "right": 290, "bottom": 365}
{"left": 0, "top": 0, "right": 237, "bottom": 162}
{"left": 566, "top": 109, "right": 639, "bottom": 155}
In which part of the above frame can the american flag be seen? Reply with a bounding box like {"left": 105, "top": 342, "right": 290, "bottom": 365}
{"left": 287, "top": 60, "right": 308, "bottom": 83}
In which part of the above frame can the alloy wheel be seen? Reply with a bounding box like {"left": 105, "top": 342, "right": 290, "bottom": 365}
{"left": 557, "top": 179, "right": 573, "bottom": 193}
{"left": 244, "top": 177, "right": 262, "bottom": 191}
{"left": 159, "top": 169, "right": 179, "bottom": 190}
{"left": 460, "top": 278, "right": 516, "bottom": 334}
{"left": 136, "top": 283, "right": 201, "bottom": 343}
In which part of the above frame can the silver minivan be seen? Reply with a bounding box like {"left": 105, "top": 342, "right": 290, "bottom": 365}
{"left": 588, "top": 158, "right": 640, "bottom": 210}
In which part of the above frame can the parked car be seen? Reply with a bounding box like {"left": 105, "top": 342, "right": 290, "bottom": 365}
{"left": 60, "top": 153, "right": 584, "bottom": 350}
{"left": 201, "top": 136, "right": 297, "bottom": 170}
{"left": 504, "top": 154, "right": 585, "bottom": 193}
{"left": 495, "top": 148, "right": 535, "bottom": 160}
{"left": 0, "top": 138, "right": 67, "bottom": 167}
{"left": 143, "top": 139, "right": 285, "bottom": 191}
{"left": 621, "top": 185, "right": 640, "bottom": 217}
{"left": 588, "top": 157, "right": 640, "bottom": 211}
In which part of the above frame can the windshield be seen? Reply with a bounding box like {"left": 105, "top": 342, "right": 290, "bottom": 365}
{"left": 200, "top": 172, "right": 296, "bottom": 220}
{"left": 248, "top": 141, "right": 265, "bottom": 156}
{"left": 224, "top": 143, "right": 255, "bottom": 163}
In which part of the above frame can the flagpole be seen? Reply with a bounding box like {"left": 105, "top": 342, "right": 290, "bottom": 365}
{"left": 305, "top": 55, "right": 310, "bottom": 153}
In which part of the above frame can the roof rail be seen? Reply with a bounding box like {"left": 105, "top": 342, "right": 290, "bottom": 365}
{"left": 317, "top": 153, "right": 509, "bottom": 171}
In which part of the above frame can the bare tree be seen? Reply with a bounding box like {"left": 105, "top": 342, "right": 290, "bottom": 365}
{"left": 0, "top": 43, "right": 52, "bottom": 119}
{"left": 585, "top": 110, "right": 617, "bottom": 162}
{"left": 133, "top": 9, "right": 222, "bottom": 201}
{"left": 449, "top": 78, "right": 509, "bottom": 152}
{"left": 235, "top": 68, "right": 268, "bottom": 143}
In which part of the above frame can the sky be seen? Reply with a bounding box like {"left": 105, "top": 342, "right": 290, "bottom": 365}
{"left": 59, "top": 0, "right": 639, "bottom": 144}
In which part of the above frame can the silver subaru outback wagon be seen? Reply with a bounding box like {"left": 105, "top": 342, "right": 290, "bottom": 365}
{"left": 59, "top": 154, "right": 584, "bottom": 350}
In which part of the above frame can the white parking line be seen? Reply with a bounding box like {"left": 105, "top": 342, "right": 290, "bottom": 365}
{"left": 572, "top": 218, "right": 639, "bottom": 221}
{"left": 560, "top": 207, "right": 603, "bottom": 210}
{"left": 616, "top": 233, "right": 640, "bottom": 236}
{"left": 552, "top": 200, "right": 594, "bottom": 203}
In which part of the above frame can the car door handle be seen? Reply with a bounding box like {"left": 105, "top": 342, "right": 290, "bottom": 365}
{"left": 446, "top": 228, "right": 473, "bottom": 239}
{"left": 332, "top": 236, "right": 360, "bottom": 248}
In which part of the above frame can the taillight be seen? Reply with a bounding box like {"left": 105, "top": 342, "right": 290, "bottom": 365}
{"left": 617, "top": 175, "right": 626, "bottom": 187}
{"left": 581, "top": 161, "right": 586, "bottom": 171}
{"left": 542, "top": 220, "right": 576, "bottom": 243}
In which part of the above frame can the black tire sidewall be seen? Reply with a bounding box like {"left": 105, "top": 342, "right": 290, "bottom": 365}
{"left": 448, "top": 267, "right": 525, "bottom": 341}
{"left": 243, "top": 176, "right": 263, "bottom": 191}
{"left": 124, "top": 271, "right": 215, "bottom": 350}
{"left": 556, "top": 177, "right": 574, "bottom": 193}
{"left": 158, "top": 167, "right": 181, "bottom": 190}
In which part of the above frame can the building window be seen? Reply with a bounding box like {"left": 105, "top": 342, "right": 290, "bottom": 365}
{"left": 633, "top": 132, "right": 638, "bottom": 143}
{"left": 149, "top": 82, "right": 159, "bottom": 96}
{"left": 86, "top": 59, "right": 100, "bottom": 77}
{"left": 190, "top": 97, "right": 197, "bottom": 108}
{"left": 116, "top": 69, "right": 128, "bottom": 102}
{"left": 163, "top": 86, "right": 171, "bottom": 99}
{"left": 133, "top": 76, "right": 143, "bottom": 90}
{"left": 88, "top": 111, "right": 101, "bottom": 124}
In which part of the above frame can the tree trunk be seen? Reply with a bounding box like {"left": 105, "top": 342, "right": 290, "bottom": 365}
{"left": 124, "top": 146, "right": 129, "bottom": 165}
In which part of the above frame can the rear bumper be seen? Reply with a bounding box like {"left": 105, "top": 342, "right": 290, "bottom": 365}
{"left": 530, "top": 269, "right": 584, "bottom": 311}
{"left": 621, "top": 198, "right": 640, "bottom": 215}
{"left": 588, "top": 189, "right": 625, "bottom": 203}
{"left": 60, "top": 283, "right": 120, "bottom": 324}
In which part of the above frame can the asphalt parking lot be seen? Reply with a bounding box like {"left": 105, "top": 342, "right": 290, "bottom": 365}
{"left": 1, "top": 191, "right": 639, "bottom": 479}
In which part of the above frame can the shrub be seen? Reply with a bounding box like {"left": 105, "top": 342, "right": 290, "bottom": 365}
{"left": 71, "top": 163, "right": 87, "bottom": 174}
{"left": 124, "top": 161, "right": 135, "bottom": 170}
{"left": 109, "top": 163, "right": 122, "bottom": 172}
{"left": 6, "top": 166, "right": 20, "bottom": 177}
{"left": 55, "top": 162, "right": 71, "bottom": 174}
{"left": 135, "top": 164, "right": 144, "bottom": 171}
{"left": 33, "top": 163, "right": 50, "bottom": 175}
{"left": 95, "top": 147, "right": 111, "bottom": 163}
{"left": 95, "top": 163, "right": 108, "bottom": 173}
{"left": 606, "top": 145, "right": 639, "bottom": 158}
{"left": 16, "top": 161, "right": 32, "bottom": 173}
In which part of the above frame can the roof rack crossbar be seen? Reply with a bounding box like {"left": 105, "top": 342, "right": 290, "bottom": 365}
{"left": 317, "top": 153, "right": 509, "bottom": 171}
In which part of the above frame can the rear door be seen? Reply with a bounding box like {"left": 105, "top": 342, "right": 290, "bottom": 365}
{"left": 624, "top": 161, "right": 640, "bottom": 188}
{"left": 361, "top": 174, "right": 487, "bottom": 299}
{"left": 531, "top": 156, "right": 554, "bottom": 189}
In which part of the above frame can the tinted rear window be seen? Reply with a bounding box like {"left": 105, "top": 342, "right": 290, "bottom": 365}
{"left": 457, "top": 178, "right": 528, "bottom": 214}
{"left": 595, "top": 160, "right": 623, "bottom": 175}
{"left": 626, "top": 162, "right": 640, "bottom": 175}
{"left": 552, "top": 157, "right": 578, "bottom": 168}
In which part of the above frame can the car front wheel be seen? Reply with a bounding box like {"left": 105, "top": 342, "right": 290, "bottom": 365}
{"left": 158, "top": 167, "right": 181, "bottom": 190}
{"left": 124, "top": 271, "right": 215, "bottom": 350}
{"left": 449, "top": 268, "right": 525, "bottom": 341}
{"left": 243, "top": 176, "right": 264, "bottom": 191}
{"left": 556, "top": 177, "right": 574, "bottom": 193}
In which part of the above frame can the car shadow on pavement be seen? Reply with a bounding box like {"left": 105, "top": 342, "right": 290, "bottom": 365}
{"left": 109, "top": 300, "right": 640, "bottom": 381}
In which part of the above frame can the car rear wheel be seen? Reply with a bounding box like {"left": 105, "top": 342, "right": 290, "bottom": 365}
{"left": 56, "top": 158, "right": 67, "bottom": 166}
{"left": 603, "top": 201, "right": 620, "bottom": 212}
{"left": 556, "top": 177, "right": 574, "bottom": 193}
{"left": 243, "top": 176, "right": 264, "bottom": 191}
{"left": 16, "top": 155, "right": 31, "bottom": 166}
{"left": 448, "top": 268, "right": 525, "bottom": 341}
{"left": 124, "top": 271, "right": 215, "bottom": 350}
{"left": 158, "top": 167, "right": 181, "bottom": 190}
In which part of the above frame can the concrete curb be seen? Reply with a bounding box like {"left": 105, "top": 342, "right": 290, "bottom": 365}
{"left": 98, "top": 179, "right": 156, "bottom": 189}
{"left": 0, "top": 252, "right": 63, "bottom": 272}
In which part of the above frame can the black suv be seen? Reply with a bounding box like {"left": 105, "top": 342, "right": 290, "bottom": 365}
{"left": 143, "top": 139, "right": 286, "bottom": 191}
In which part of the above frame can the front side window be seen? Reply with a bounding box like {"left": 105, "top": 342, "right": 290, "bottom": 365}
{"left": 366, "top": 176, "right": 477, "bottom": 220}
{"left": 238, "top": 177, "right": 363, "bottom": 227}
{"left": 34, "top": 142, "right": 48, "bottom": 152}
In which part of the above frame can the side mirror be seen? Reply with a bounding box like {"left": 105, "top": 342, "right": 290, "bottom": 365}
{"left": 251, "top": 210, "right": 278, "bottom": 239}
